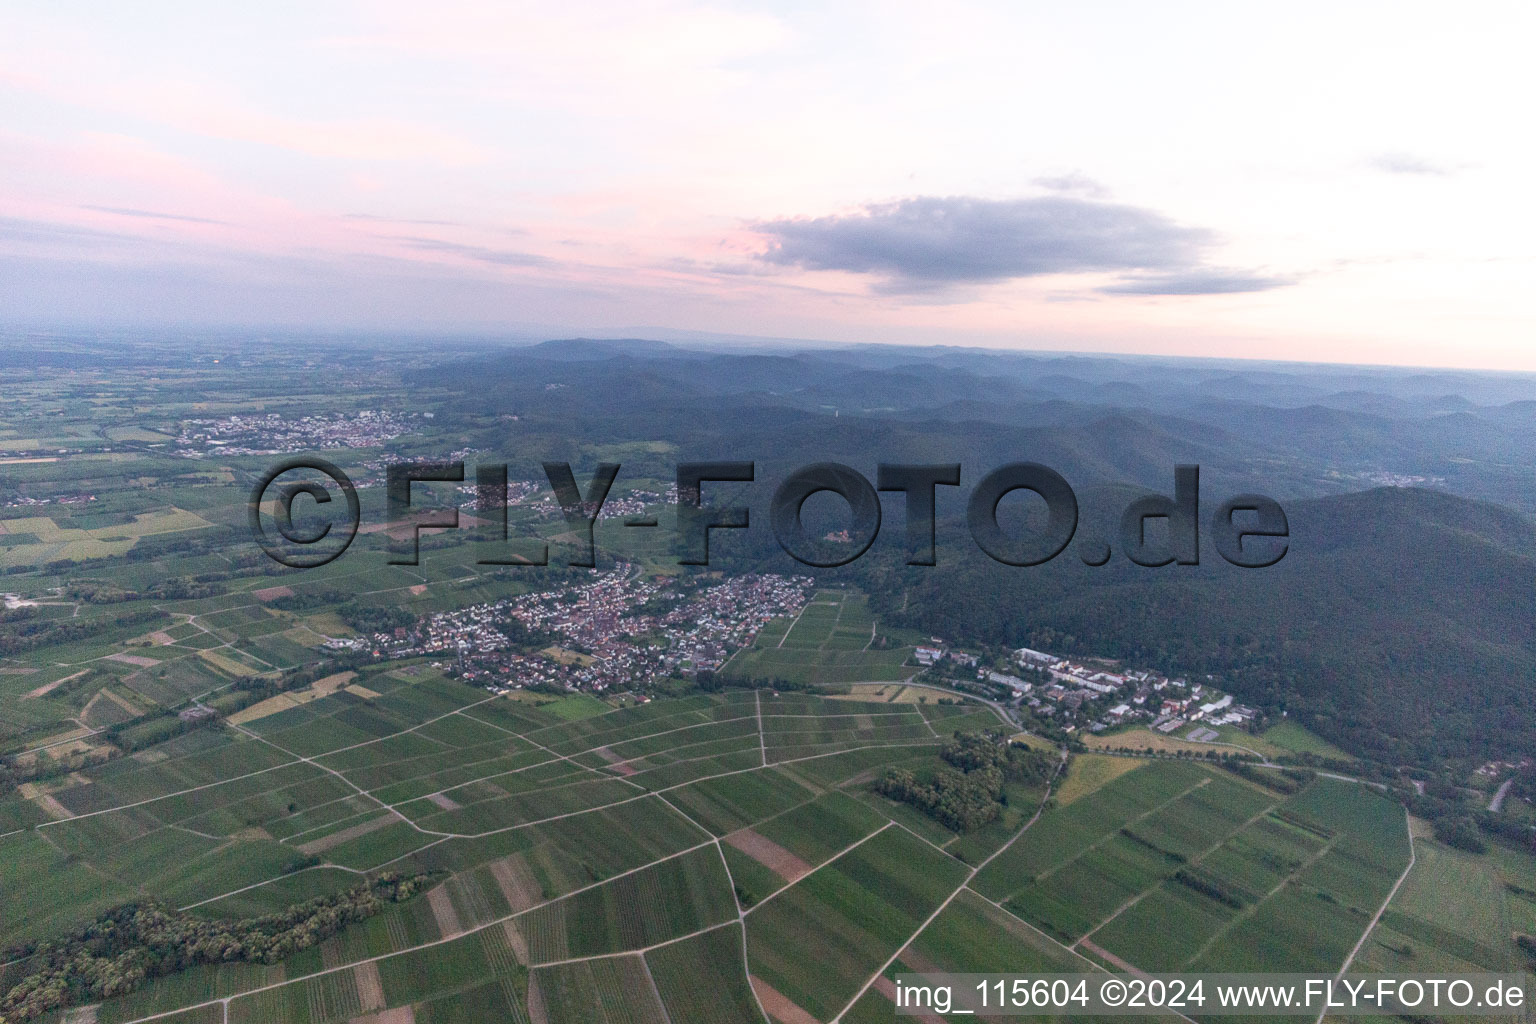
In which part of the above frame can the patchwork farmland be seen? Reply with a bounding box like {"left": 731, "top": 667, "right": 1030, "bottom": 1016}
{"left": 0, "top": 667, "right": 1427, "bottom": 1024}
{"left": 722, "top": 591, "right": 917, "bottom": 686}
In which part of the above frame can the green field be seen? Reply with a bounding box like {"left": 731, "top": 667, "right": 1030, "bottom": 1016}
{"left": 0, "top": 681, "right": 1037, "bottom": 1024}
{"left": 0, "top": 674, "right": 1512, "bottom": 1024}
{"left": 722, "top": 591, "right": 917, "bottom": 685}
{"left": 1349, "top": 821, "right": 1535, "bottom": 986}
{"left": 0, "top": 507, "right": 215, "bottom": 567}
{"left": 745, "top": 824, "right": 969, "bottom": 1020}
{"left": 1257, "top": 718, "right": 1357, "bottom": 761}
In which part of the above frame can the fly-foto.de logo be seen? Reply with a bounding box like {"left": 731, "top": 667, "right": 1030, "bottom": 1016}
{"left": 249, "top": 459, "right": 1287, "bottom": 571}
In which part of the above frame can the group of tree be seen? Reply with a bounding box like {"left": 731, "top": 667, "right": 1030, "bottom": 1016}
{"left": 1400, "top": 784, "right": 1536, "bottom": 855}
{"left": 231, "top": 653, "right": 378, "bottom": 703}
{"left": 139, "top": 577, "right": 224, "bottom": 601}
{"left": 1432, "top": 815, "right": 1491, "bottom": 854}
{"left": 0, "top": 608, "right": 167, "bottom": 656}
{"left": 0, "top": 873, "right": 431, "bottom": 1023}
{"left": 940, "top": 730, "right": 1054, "bottom": 783}
{"left": 1473, "top": 811, "right": 1536, "bottom": 855}
{"left": 875, "top": 764, "right": 1005, "bottom": 832}
{"left": 122, "top": 525, "right": 238, "bottom": 563}
{"left": 694, "top": 671, "right": 820, "bottom": 694}
{"left": 338, "top": 603, "right": 417, "bottom": 636}
{"left": 101, "top": 707, "right": 221, "bottom": 754}
{"left": 875, "top": 731, "right": 1054, "bottom": 832}
{"left": 63, "top": 574, "right": 225, "bottom": 604}
{"left": 267, "top": 588, "right": 350, "bottom": 612}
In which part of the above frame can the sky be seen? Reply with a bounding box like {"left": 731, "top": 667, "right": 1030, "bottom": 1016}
{"left": 2, "top": 0, "right": 1534, "bottom": 369}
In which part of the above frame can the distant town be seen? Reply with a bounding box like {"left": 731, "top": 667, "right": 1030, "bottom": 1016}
{"left": 174, "top": 410, "right": 427, "bottom": 458}
{"left": 326, "top": 565, "right": 814, "bottom": 696}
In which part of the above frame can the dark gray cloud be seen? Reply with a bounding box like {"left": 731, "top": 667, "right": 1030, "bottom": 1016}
{"left": 391, "top": 236, "right": 546, "bottom": 268}
{"left": 753, "top": 195, "right": 1283, "bottom": 296}
{"left": 82, "top": 205, "right": 225, "bottom": 225}
{"left": 1099, "top": 270, "right": 1294, "bottom": 295}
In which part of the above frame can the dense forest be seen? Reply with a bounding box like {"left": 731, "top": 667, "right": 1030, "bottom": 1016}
{"left": 852, "top": 487, "right": 1536, "bottom": 766}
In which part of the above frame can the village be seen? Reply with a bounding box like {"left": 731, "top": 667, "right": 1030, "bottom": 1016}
{"left": 325, "top": 564, "right": 814, "bottom": 695}
{"left": 317, "top": 549, "right": 1262, "bottom": 750}
{"left": 307, "top": 530, "right": 1266, "bottom": 743}
{"left": 173, "top": 410, "right": 428, "bottom": 458}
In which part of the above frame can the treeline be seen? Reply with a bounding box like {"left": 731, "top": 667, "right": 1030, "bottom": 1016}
{"left": 28, "top": 526, "right": 240, "bottom": 577}
{"left": 874, "top": 731, "right": 1054, "bottom": 832}
{"left": 0, "top": 873, "right": 431, "bottom": 1023}
{"left": 8, "top": 534, "right": 289, "bottom": 583}
{"left": 66, "top": 577, "right": 226, "bottom": 603}
{"left": 694, "top": 671, "right": 822, "bottom": 695}
{"left": 1223, "top": 762, "right": 1311, "bottom": 794}
{"left": 209, "top": 655, "right": 417, "bottom": 720}
{"left": 1400, "top": 787, "right": 1536, "bottom": 856}
{"left": 122, "top": 525, "right": 238, "bottom": 562}
{"left": 268, "top": 588, "right": 350, "bottom": 612}
{"left": 0, "top": 608, "right": 167, "bottom": 656}
{"left": 1172, "top": 867, "right": 1246, "bottom": 909}
{"left": 101, "top": 706, "right": 221, "bottom": 754}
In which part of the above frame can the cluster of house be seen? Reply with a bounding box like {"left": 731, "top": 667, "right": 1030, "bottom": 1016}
{"left": 457, "top": 482, "right": 676, "bottom": 522}
{"left": 914, "top": 641, "right": 1258, "bottom": 738}
{"left": 1475, "top": 756, "right": 1532, "bottom": 779}
{"left": 348, "top": 447, "right": 486, "bottom": 490}
{"left": 174, "top": 410, "right": 426, "bottom": 458}
{"left": 1041, "top": 651, "right": 1257, "bottom": 736}
{"left": 322, "top": 599, "right": 512, "bottom": 660}
{"left": 328, "top": 565, "right": 813, "bottom": 695}
{"left": 450, "top": 477, "right": 545, "bottom": 508}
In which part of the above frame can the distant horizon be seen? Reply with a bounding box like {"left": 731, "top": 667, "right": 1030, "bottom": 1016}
{"left": 7, "top": 320, "right": 1536, "bottom": 380}
{"left": 5, "top": 4, "right": 1534, "bottom": 372}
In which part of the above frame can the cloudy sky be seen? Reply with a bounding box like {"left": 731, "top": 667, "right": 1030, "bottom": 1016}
{"left": 3, "top": 1, "right": 1533, "bottom": 369}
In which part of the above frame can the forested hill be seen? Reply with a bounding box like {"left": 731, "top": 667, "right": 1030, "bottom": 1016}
{"left": 857, "top": 487, "right": 1536, "bottom": 766}
{"left": 424, "top": 341, "right": 1536, "bottom": 765}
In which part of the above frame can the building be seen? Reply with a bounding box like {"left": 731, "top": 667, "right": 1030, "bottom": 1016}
{"left": 986, "top": 670, "right": 1031, "bottom": 693}
{"left": 1014, "top": 647, "right": 1057, "bottom": 666}
{"left": 913, "top": 646, "right": 944, "bottom": 665}
{"left": 1197, "top": 694, "right": 1233, "bottom": 717}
